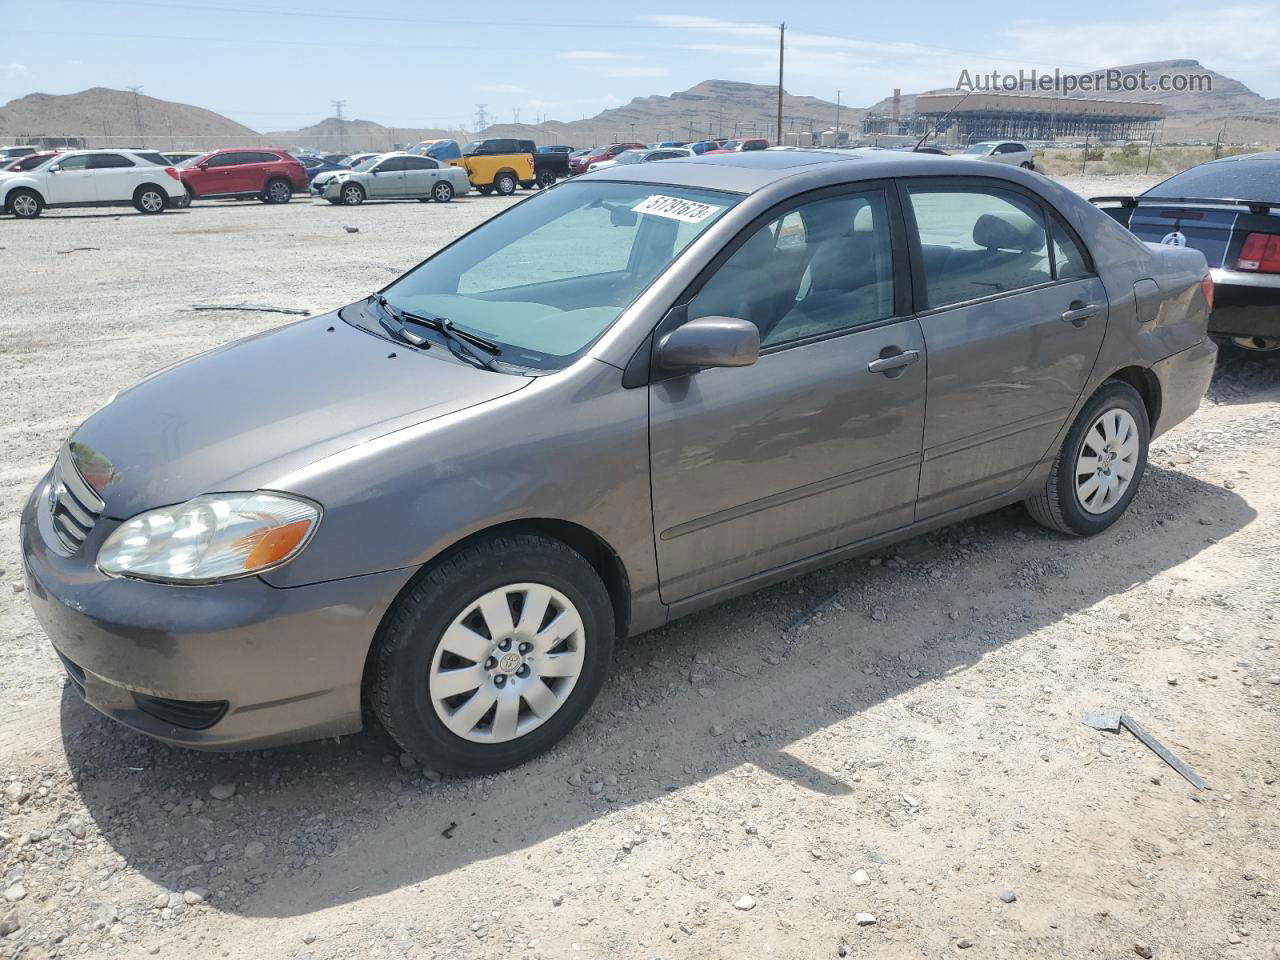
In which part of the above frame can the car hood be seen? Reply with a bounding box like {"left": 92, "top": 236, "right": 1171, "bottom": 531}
{"left": 70, "top": 311, "right": 531, "bottom": 519}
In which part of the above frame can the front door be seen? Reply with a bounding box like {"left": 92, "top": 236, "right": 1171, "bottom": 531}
{"left": 43, "top": 154, "right": 97, "bottom": 203}
{"left": 900, "top": 179, "right": 1108, "bottom": 518}
{"left": 368, "top": 157, "right": 406, "bottom": 197}
{"left": 649, "top": 185, "right": 927, "bottom": 604}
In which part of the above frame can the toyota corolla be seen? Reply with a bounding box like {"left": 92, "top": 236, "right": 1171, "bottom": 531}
{"left": 21, "top": 150, "right": 1215, "bottom": 775}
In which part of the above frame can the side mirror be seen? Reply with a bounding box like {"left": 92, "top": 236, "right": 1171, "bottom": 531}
{"left": 657, "top": 317, "right": 759, "bottom": 371}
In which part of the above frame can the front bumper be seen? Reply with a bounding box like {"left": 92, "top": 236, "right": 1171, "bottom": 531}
{"left": 1149, "top": 336, "right": 1217, "bottom": 440}
{"left": 1208, "top": 268, "right": 1280, "bottom": 339}
{"left": 20, "top": 477, "right": 415, "bottom": 750}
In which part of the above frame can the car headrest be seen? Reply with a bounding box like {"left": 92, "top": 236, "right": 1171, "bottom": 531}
{"left": 732, "top": 226, "right": 777, "bottom": 267}
{"left": 972, "top": 212, "right": 1045, "bottom": 253}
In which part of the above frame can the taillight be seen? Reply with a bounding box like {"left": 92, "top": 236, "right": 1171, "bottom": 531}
{"left": 1237, "top": 232, "right": 1280, "bottom": 272}
{"left": 1199, "top": 272, "right": 1214, "bottom": 312}
{"left": 164, "top": 166, "right": 179, "bottom": 180}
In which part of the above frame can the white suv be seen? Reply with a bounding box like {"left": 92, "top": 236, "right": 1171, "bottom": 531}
{"left": 956, "top": 141, "right": 1035, "bottom": 170}
{"left": 0, "top": 149, "right": 187, "bottom": 219}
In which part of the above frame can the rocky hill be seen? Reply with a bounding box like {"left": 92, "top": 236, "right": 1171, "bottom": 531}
{"left": 263, "top": 117, "right": 465, "bottom": 153}
{"left": 0, "top": 87, "right": 257, "bottom": 147}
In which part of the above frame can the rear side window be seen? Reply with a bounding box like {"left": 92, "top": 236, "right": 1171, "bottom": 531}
{"left": 88, "top": 153, "right": 135, "bottom": 169}
{"left": 135, "top": 152, "right": 168, "bottom": 166}
{"left": 689, "top": 189, "right": 896, "bottom": 348}
{"left": 249, "top": 152, "right": 282, "bottom": 164}
{"left": 403, "top": 156, "right": 438, "bottom": 170}
{"left": 908, "top": 186, "right": 1051, "bottom": 308}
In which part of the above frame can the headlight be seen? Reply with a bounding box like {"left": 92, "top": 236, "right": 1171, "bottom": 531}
{"left": 97, "top": 492, "right": 320, "bottom": 584}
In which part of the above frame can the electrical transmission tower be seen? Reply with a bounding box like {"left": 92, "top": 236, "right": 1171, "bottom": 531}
{"left": 332, "top": 99, "right": 346, "bottom": 150}
{"left": 127, "top": 86, "right": 144, "bottom": 140}
{"left": 474, "top": 104, "right": 489, "bottom": 132}
{"left": 512, "top": 107, "right": 521, "bottom": 125}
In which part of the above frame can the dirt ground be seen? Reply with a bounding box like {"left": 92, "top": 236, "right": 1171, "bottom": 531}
{"left": 1, "top": 175, "right": 1277, "bottom": 960}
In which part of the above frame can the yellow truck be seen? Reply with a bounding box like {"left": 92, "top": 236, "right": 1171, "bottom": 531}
{"left": 413, "top": 138, "right": 537, "bottom": 196}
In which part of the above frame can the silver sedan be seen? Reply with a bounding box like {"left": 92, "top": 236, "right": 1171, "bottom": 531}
{"left": 314, "top": 152, "right": 471, "bottom": 204}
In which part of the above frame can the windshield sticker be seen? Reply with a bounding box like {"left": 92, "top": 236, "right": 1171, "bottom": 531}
{"left": 632, "top": 194, "right": 723, "bottom": 223}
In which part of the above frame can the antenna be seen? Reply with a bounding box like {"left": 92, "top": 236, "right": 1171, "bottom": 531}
{"left": 474, "top": 104, "right": 489, "bottom": 131}
{"left": 915, "top": 86, "right": 975, "bottom": 151}
{"left": 127, "top": 85, "right": 144, "bottom": 139}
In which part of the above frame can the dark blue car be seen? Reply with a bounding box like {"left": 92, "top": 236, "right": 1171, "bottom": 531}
{"left": 298, "top": 155, "right": 350, "bottom": 182}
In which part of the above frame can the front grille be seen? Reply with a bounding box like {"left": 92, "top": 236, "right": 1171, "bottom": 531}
{"left": 49, "top": 444, "right": 105, "bottom": 555}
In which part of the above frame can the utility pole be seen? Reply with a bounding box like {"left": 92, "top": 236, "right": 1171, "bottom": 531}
{"left": 776, "top": 23, "right": 785, "bottom": 146}
{"left": 835, "top": 90, "right": 841, "bottom": 136}
{"left": 331, "top": 99, "right": 346, "bottom": 150}
{"left": 127, "top": 85, "right": 144, "bottom": 140}
{"left": 474, "top": 103, "right": 489, "bottom": 132}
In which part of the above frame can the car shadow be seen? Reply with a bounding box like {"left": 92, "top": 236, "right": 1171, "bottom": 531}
{"left": 59, "top": 464, "right": 1253, "bottom": 918}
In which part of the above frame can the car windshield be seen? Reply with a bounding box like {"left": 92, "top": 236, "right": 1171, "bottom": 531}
{"left": 720, "top": 141, "right": 742, "bottom": 150}
{"left": 374, "top": 181, "right": 739, "bottom": 370}
{"left": 964, "top": 143, "right": 995, "bottom": 155}
{"left": 178, "top": 154, "right": 207, "bottom": 167}
{"left": 1143, "top": 156, "right": 1280, "bottom": 204}
{"left": 350, "top": 157, "right": 381, "bottom": 172}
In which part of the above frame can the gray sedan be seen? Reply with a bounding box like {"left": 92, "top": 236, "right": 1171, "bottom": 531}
{"left": 21, "top": 150, "right": 1215, "bottom": 775}
{"left": 314, "top": 151, "right": 470, "bottom": 204}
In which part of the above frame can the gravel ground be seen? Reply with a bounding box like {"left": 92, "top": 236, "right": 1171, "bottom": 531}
{"left": 1, "top": 178, "right": 1278, "bottom": 960}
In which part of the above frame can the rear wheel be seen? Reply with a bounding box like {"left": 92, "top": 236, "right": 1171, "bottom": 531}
{"left": 7, "top": 188, "right": 43, "bottom": 219}
{"left": 431, "top": 180, "right": 454, "bottom": 203}
{"left": 133, "top": 185, "right": 167, "bottom": 214}
{"left": 1025, "top": 380, "right": 1148, "bottom": 536}
{"left": 369, "top": 534, "right": 615, "bottom": 775}
{"left": 340, "top": 183, "right": 366, "bottom": 206}
{"left": 168, "top": 189, "right": 191, "bottom": 209}
{"left": 263, "top": 178, "right": 293, "bottom": 204}
{"left": 536, "top": 169, "right": 557, "bottom": 189}
{"left": 493, "top": 172, "right": 517, "bottom": 196}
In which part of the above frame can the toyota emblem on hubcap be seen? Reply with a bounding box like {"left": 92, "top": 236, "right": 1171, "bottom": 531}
{"left": 499, "top": 652, "right": 522, "bottom": 673}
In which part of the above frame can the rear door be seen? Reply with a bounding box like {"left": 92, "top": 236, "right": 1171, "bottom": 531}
{"left": 86, "top": 152, "right": 140, "bottom": 202}
{"left": 649, "top": 183, "right": 927, "bottom": 603}
{"left": 900, "top": 178, "right": 1108, "bottom": 518}
{"left": 400, "top": 156, "right": 438, "bottom": 196}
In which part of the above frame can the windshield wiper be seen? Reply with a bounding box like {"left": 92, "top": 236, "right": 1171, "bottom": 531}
{"left": 370, "top": 293, "right": 429, "bottom": 347}
{"left": 370, "top": 294, "right": 500, "bottom": 370}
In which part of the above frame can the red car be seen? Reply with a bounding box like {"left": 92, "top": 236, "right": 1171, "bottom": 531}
{"left": 568, "top": 142, "right": 646, "bottom": 176}
{"left": 178, "top": 147, "right": 308, "bottom": 204}
{"left": 2, "top": 151, "right": 59, "bottom": 172}
{"left": 705, "top": 138, "right": 769, "bottom": 155}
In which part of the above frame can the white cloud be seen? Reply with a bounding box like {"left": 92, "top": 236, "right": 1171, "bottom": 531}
{"left": 4, "top": 63, "right": 30, "bottom": 80}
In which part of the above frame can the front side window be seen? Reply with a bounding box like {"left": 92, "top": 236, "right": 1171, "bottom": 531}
{"left": 375, "top": 157, "right": 406, "bottom": 173}
{"left": 54, "top": 154, "right": 91, "bottom": 170}
{"left": 908, "top": 186, "right": 1051, "bottom": 308}
{"left": 377, "top": 182, "right": 739, "bottom": 368}
{"left": 204, "top": 152, "right": 244, "bottom": 168}
{"left": 688, "top": 190, "right": 896, "bottom": 348}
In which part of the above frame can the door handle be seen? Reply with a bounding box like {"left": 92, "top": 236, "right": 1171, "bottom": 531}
{"left": 1061, "top": 301, "right": 1101, "bottom": 327}
{"left": 867, "top": 349, "right": 921, "bottom": 374}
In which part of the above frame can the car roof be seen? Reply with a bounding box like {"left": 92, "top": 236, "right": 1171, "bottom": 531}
{"left": 585, "top": 147, "right": 996, "bottom": 194}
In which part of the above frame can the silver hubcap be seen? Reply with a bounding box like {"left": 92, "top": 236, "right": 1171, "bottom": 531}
{"left": 343, "top": 186, "right": 361, "bottom": 204}
{"left": 1075, "top": 407, "right": 1139, "bottom": 514}
{"left": 270, "top": 182, "right": 289, "bottom": 201}
{"left": 434, "top": 184, "right": 450, "bottom": 200}
{"left": 141, "top": 191, "right": 163, "bottom": 211}
{"left": 13, "top": 195, "right": 36, "bottom": 216}
{"left": 429, "top": 583, "right": 585, "bottom": 743}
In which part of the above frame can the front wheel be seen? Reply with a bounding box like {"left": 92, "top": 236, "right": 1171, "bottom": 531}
{"left": 340, "top": 183, "right": 365, "bottom": 206}
{"left": 7, "top": 189, "right": 43, "bottom": 219}
{"left": 431, "top": 180, "right": 454, "bottom": 203}
{"left": 369, "top": 534, "right": 615, "bottom": 775}
{"left": 1020, "top": 161, "right": 1033, "bottom": 170}
{"left": 1025, "top": 380, "right": 1149, "bottom": 536}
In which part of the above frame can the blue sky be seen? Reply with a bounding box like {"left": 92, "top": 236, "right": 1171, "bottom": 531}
{"left": 2, "top": 0, "right": 1276, "bottom": 132}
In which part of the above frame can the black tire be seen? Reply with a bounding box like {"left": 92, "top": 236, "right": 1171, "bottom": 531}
{"left": 263, "top": 178, "right": 293, "bottom": 204}
{"left": 340, "top": 182, "right": 366, "bottom": 206}
{"left": 7, "top": 188, "right": 43, "bottom": 219}
{"left": 369, "top": 534, "right": 615, "bottom": 775}
{"left": 536, "top": 169, "right": 557, "bottom": 189}
{"left": 476, "top": 185, "right": 493, "bottom": 196}
{"left": 168, "top": 189, "right": 191, "bottom": 209}
{"left": 133, "top": 185, "right": 168, "bottom": 215}
{"left": 493, "top": 172, "right": 517, "bottom": 196}
{"left": 1020, "top": 161, "right": 1033, "bottom": 170}
{"left": 1025, "top": 380, "right": 1149, "bottom": 536}
{"left": 431, "top": 180, "right": 454, "bottom": 203}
